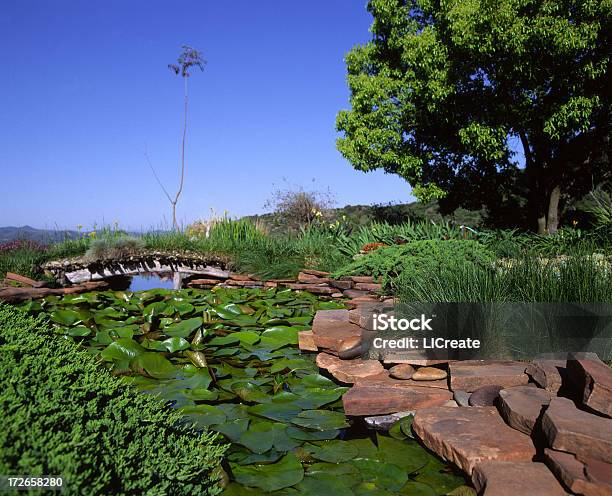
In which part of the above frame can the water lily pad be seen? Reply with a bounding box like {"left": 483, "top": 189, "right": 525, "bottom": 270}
{"left": 164, "top": 317, "right": 203, "bottom": 338}
{"left": 231, "top": 453, "right": 304, "bottom": 492}
{"left": 51, "top": 308, "right": 82, "bottom": 326}
{"left": 304, "top": 440, "right": 359, "bottom": 463}
{"left": 397, "top": 481, "right": 437, "bottom": 495}
{"left": 290, "top": 410, "right": 350, "bottom": 431}
{"left": 249, "top": 402, "right": 302, "bottom": 423}
{"left": 100, "top": 338, "right": 145, "bottom": 361}
{"left": 376, "top": 434, "right": 429, "bottom": 473}
{"left": 135, "top": 352, "right": 176, "bottom": 378}
{"left": 294, "top": 473, "right": 355, "bottom": 496}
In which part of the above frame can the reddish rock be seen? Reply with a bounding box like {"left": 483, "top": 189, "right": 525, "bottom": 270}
{"left": 542, "top": 397, "right": 612, "bottom": 464}
{"left": 472, "top": 461, "right": 566, "bottom": 495}
{"left": 331, "top": 292, "right": 343, "bottom": 298}
{"left": 449, "top": 360, "right": 529, "bottom": 392}
{"left": 0, "top": 282, "right": 110, "bottom": 303}
{"left": 337, "top": 335, "right": 362, "bottom": 359}
{"left": 344, "top": 295, "right": 381, "bottom": 309}
{"left": 382, "top": 353, "right": 451, "bottom": 367}
{"left": 389, "top": 363, "right": 415, "bottom": 380}
{"left": 188, "top": 278, "right": 222, "bottom": 287}
{"left": 301, "top": 268, "right": 331, "bottom": 277}
{"left": 286, "top": 283, "right": 335, "bottom": 295}
{"left": 268, "top": 278, "right": 296, "bottom": 284}
{"left": 355, "top": 282, "right": 383, "bottom": 292}
{"left": 224, "top": 279, "right": 263, "bottom": 287}
{"left": 354, "top": 372, "right": 449, "bottom": 390}
{"left": 312, "top": 310, "right": 361, "bottom": 352}
{"left": 297, "top": 271, "right": 331, "bottom": 283}
{"left": 412, "top": 406, "right": 536, "bottom": 475}
{"left": 343, "top": 289, "right": 371, "bottom": 299}
{"left": 413, "top": 366, "right": 448, "bottom": 381}
{"left": 298, "top": 331, "right": 318, "bottom": 351}
{"left": 329, "top": 279, "right": 354, "bottom": 290}
{"left": 350, "top": 275, "right": 375, "bottom": 284}
{"left": 545, "top": 448, "right": 612, "bottom": 496}
{"left": 498, "top": 385, "right": 551, "bottom": 435}
{"left": 526, "top": 357, "right": 566, "bottom": 394}
{"left": 264, "top": 281, "right": 278, "bottom": 288}
{"left": 567, "top": 355, "right": 612, "bottom": 417}
{"left": 468, "top": 385, "right": 504, "bottom": 406}
{"left": 227, "top": 273, "right": 253, "bottom": 281}
{"left": 326, "top": 359, "right": 386, "bottom": 384}
{"left": 343, "top": 384, "right": 452, "bottom": 416}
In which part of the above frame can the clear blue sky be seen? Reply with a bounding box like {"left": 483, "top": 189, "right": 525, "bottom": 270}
{"left": 0, "top": 0, "right": 415, "bottom": 231}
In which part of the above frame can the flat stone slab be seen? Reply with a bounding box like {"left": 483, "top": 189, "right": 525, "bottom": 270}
{"left": 412, "top": 406, "right": 536, "bottom": 475}
{"left": 472, "top": 461, "right": 566, "bottom": 495}
{"left": 449, "top": 360, "right": 529, "bottom": 392}
{"left": 342, "top": 385, "right": 452, "bottom": 416}
{"left": 526, "top": 357, "right": 566, "bottom": 394}
{"left": 542, "top": 397, "right": 612, "bottom": 464}
{"left": 311, "top": 310, "right": 361, "bottom": 352}
{"left": 498, "top": 385, "right": 552, "bottom": 435}
{"left": 315, "top": 353, "right": 385, "bottom": 384}
{"left": 545, "top": 448, "right": 612, "bottom": 496}
{"left": 354, "top": 372, "right": 449, "bottom": 390}
{"left": 567, "top": 355, "right": 612, "bottom": 417}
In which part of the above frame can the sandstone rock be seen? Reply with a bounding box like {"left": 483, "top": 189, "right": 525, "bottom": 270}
{"left": 472, "top": 461, "right": 566, "bottom": 496}
{"left": 343, "top": 289, "right": 371, "bottom": 299}
{"left": 329, "top": 279, "right": 354, "bottom": 290}
{"left": 354, "top": 372, "right": 449, "bottom": 390}
{"left": 545, "top": 448, "right": 612, "bottom": 496}
{"left": 331, "top": 292, "right": 343, "bottom": 298}
{"left": 224, "top": 279, "right": 264, "bottom": 287}
{"left": 567, "top": 355, "right": 612, "bottom": 417}
{"left": 264, "top": 281, "right": 278, "bottom": 288}
{"left": 337, "top": 335, "right": 362, "bottom": 360}
{"left": 449, "top": 360, "right": 529, "bottom": 392}
{"left": 188, "top": 278, "right": 223, "bottom": 287}
{"left": 364, "top": 411, "right": 414, "bottom": 431}
{"left": 285, "top": 283, "right": 335, "bottom": 294}
{"left": 354, "top": 282, "right": 383, "bottom": 292}
{"left": 542, "top": 397, "right": 612, "bottom": 463}
{"left": 389, "top": 363, "right": 415, "bottom": 380}
{"left": 298, "top": 331, "right": 318, "bottom": 351}
{"left": 382, "top": 353, "right": 451, "bottom": 367}
{"left": 343, "top": 385, "right": 453, "bottom": 416}
{"left": 498, "top": 385, "right": 552, "bottom": 435}
{"left": 454, "top": 390, "right": 471, "bottom": 407}
{"left": 344, "top": 295, "right": 381, "bottom": 309}
{"left": 442, "top": 400, "right": 459, "bottom": 407}
{"left": 311, "top": 313, "right": 362, "bottom": 352}
{"left": 227, "top": 273, "right": 253, "bottom": 281}
{"left": 526, "top": 357, "right": 566, "bottom": 394}
{"left": 315, "top": 353, "right": 385, "bottom": 383}
{"left": 315, "top": 352, "right": 340, "bottom": 371}
{"left": 412, "top": 406, "right": 536, "bottom": 475}
{"left": 301, "top": 268, "right": 331, "bottom": 277}
{"left": 0, "top": 282, "right": 110, "bottom": 303}
{"left": 297, "top": 272, "right": 331, "bottom": 283}
{"left": 350, "top": 275, "right": 375, "bottom": 284}
{"left": 469, "top": 385, "right": 503, "bottom": 406}
{"left": 413, "top": 366, "right": 448, "bottom": 381}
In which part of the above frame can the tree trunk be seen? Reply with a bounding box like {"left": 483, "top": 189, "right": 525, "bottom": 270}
{"left": 546, "top": 185, "right": 561, "bottom": 234}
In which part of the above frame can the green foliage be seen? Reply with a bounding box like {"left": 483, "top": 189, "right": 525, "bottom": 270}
{"left": 334, "top": 240, "right": 495, "bottom": 290}
{"left": 0, "top": 304, "right": 226, "bottom": 495}
{"left": 337, "top": 0, "right": 610, "bottom": 230}
{"left": 85, "top": 236, "right": 146, "bottom": 260}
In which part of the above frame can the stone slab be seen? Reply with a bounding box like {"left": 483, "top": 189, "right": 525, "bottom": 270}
{"left": 545, "top": 448, "right": 612, "bottom": 496}
{"left": 315, "top": 353, "right": 385, "bottom": 384}
{"left": 412, "top": 406, "right": 536, "bottom": 475}
{"left": 567, "top": 355, "right": 612, "bottom": 417}
{"left": 542, "top": 397, "right": 612, "bottom": 464}
{"left": 342, "top": 385, "right": 452, "bottom": 416}
{"left": 449, "top": 360, "right": 529, "bottom": 392}
{"left": 526, "top": 358, "right": 566, "bottom": 394}
{"left": 298, "top": 330, "right": 318, "bottom": 351}
{"left": 498, "top": 385, "right": 552, "bottom": 435}
{"left": 472, "top": 461, "right": 566, "bottom": 495}
{"left": 354, "top": 372, "right": 450, "bottom": 390}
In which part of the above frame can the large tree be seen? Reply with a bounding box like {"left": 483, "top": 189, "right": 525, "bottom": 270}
{"left": 337, "top": 0, "right": 610, "bottom": 233}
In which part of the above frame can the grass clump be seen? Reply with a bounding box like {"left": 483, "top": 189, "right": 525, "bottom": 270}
{"left": 0, "top": 304, "right": 227, "bottom": 495}
{"left": 85, "top": 236, "right": 145, "bottom": 260}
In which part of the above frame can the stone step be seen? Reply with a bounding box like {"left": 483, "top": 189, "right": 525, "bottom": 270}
{"left": 567, "top": 354, "right": 612, "bottom": 417}
{"left": 472, "top": 461, "right": 566, "bottom": 496}
{"left": 525, "top": 356, "right": 566, "bottom": 394}
{"left": 498, "top": 385, "right": 552, "bottom": 436}
{"left": 449, "top": 360, "right": 529, "bottom": 392}
{"left": 315, "top": 353, "right": 385, "bottom": 384}
{"left": 544, "top": 448, "right": 612, "bottom": 496}
{"left": 412, "top": 406, "right": 536, "bottom": 475}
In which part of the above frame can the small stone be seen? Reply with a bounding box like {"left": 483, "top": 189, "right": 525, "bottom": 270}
{"left": 542, "top": 397, "right": 612, "bottom": 464}
{"left": 449, "top": 360, "right": 529, "bottom": 392}
{"left": 545, "top": 448, "right": 612, "bottom": 496}
{"left": 498, "top": 385, "right": 552, "bottom": 435}
{"left": 468, "top": 385, "right": 503, "bottom": 406}
{"left": 454, "top": 390, "right": 471, "bottom": 407}
{"left": 412, "top": 366, "right": 447, "bottom": 381}
{"left": 472, "top": 461, "right": 566, "bottom": 496}
{"left": 364, "top": 411, "right": 414, "bottom": 431}
{"left": 389, "top": 363, "right": 415, "bottom": 380}
{"left": 412, "top": 406, "right": 536, "bottom": 475}
{"left": 329, "top": 279, "right": 354, "bottom": 290}
{"left": 567, "top": 354, "right": 612, "bottom": 417}
{"left": 442, "top": 400, "right": 459, "bottom": 407}
{"left": 337, "top": 335, "right": 363, "bottom": 360}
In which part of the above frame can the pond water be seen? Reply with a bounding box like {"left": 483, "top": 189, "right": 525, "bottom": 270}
{"left": 128, "top": 272, "right": 175, "bottom": 291}
{"left": 26, "top": 287, "right": 469, "bottom": 495}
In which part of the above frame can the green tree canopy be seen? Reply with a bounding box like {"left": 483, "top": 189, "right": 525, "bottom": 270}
{"left": 337, "top": 0, "right": 610, "bottom": 232}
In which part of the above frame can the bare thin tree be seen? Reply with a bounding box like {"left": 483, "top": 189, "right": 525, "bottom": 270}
{"left": 147, "top": 45, "right": 205, "bottom": 231}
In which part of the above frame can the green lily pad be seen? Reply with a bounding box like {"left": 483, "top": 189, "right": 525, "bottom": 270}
{"left": 294, "top": 473, "right": 355, "bottom": 496}
{"left": 100, "top": 338, "right": 145, "bottom": 361}
{"left": 135, "top": 352, "right": 176, "bottom": 378}
{"left": 304, "top": 440, "right": 359, "bottom": 463}
{"left": 164, "top": 317, "right": 203, "bottom": 338}
{"left": 351, "top": 458, "right": 408, "bottom": 492}
{"left": 231, "top": 453, "right": 304, "bottom": 492}
{"left": 291, "top": 410, "right": 350, "bottom": 431}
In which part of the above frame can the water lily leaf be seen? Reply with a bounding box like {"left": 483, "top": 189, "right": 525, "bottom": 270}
{"left": 446, "top": 485, "right": 477, "bottom": 496}
{"left": 228, "top": 448, "right": 283, "bottom": 466}
{"left": 51, "top": 308, "right": 82, "bottom": 326}
{"left": 63, "top": 325, "right": 92, "bottom": 337}
{"left": 209, "top": 335, "right": 241, "bottom": 346}
{"left": 135, "top": 352, "right": 176, "bottom": 378}
{"left": 399, "top": 414, "right": 415, "bottom": 439}
{"left": 222, "top": 483, "right": 267, "bottom": 495}
{"left": 270, "top": 358, "right": 317, "bottom": 374}
{"left": 160, "top": 336, "right": 190, "bottom": 352}
{"left": 376, "top": 434, "right": 429, "bottom": 473}
{"left": 388, "top": 420, "right": 408, "bottom": 440}
{"left": 290, "top": 387, "right": 348, "bottom": 409}
{"left": 237, "top": 422, "right": 275, "bottom": 454}
{"left": 307, "top": 462, "right": 361, "bottom": 481}
{"left": 304, "top": 440, "right": 359, "bottom": 463}
{"left": 185, "top": 350, "right": 208, "bottom": 368}
{"left": 291, "top": 410, "right": 350, "bottom": 431}
{"left": 351, "top": 458, "right": 408, "bottom": 492}
{"left": 180, "top": 404, "right": 227, "bottom": 426}
{"left": 100, "top": 338, "right": 145, "bottom": 361}
{"left": 412, "top": 458, "right": 466, "bottom": 494}
{"left": 259, "top": 326, "right": 299, "bottom": 348}
{"left": 294, "top": 473, "right": 355, "bottom": 496}
{"left": 232, "top": 383, "right": 271, "bottom": 403}
{"left": 285, "top": 427, "right": 340, "bottom": 441}
{"left": 164, "top": 317, "right": 203, "bottom": 337}
{"left": 248, "top": 403, "right": 302, "bottom": 423}
{"left": 231, "top": 453, "right": 304, "bottom": 492}
{"left": 353, "top": 482, "right": 394, "bottom": 496}
{"left": 397, "top": 481, "right": 437, "bottom": 495}
{"left": 214, "top": 419, "right": 250, "bottom": 442}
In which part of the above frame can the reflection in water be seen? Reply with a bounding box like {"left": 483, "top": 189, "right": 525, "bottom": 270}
{"left": 128, "top": 272, "right": 175, "bottom": 291}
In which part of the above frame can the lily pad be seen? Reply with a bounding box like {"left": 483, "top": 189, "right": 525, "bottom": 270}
{"left": 304, "top": 440, "right": 359, "bottom": 463}
{"left": 231, "top": 453, "right": 304, "bottom": 492}
{"left": 290, "top": 410, "right": 350, "bottom": 431}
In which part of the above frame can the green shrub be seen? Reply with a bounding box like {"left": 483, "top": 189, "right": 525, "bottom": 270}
{"left": 0, "top": 304, "right": 226, "bottom": 495}
{"left": 85, "top": 236, "right": 145, "bottom": 260}
{"left": 333, "top": 239, "right": 495, "bottom": 290}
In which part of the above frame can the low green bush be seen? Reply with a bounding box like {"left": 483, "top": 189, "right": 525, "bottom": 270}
{"left": 0, "top": 304, "right": 227, "bottom": 495}
{"left": 333, "top": 239, "right": 495, "bottom": 290}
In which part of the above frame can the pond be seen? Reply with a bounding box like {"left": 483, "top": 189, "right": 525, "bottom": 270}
{"left": 128, "top": 272, "right": 175, "bottom": 291}
{"left": 22, "top": 287, "right": 469, "bottom": 495}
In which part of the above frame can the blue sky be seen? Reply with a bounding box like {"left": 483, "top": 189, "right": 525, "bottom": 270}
{"left": 0, "top": 1, "right": 415, "bottom": 230}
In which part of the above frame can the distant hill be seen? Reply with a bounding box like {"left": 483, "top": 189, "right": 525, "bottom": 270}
{"left": 0, "top": 226, "right": 81, "bottom": 244}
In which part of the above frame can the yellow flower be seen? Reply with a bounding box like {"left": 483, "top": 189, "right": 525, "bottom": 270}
{"left": 89, "top": 231, "right": 97, "bottom": 238}
{"left": 572, "top": 220, "right": 578, "bottom": 226}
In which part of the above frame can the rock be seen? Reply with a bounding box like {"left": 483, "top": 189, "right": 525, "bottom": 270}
{"left": 224, "top": 279, "right": 264, "bottom": 287}
{"left": 355, "top": 372, "right": 449, "bottom": 390}
{"left": 354, "top": 282, "right": 383, "bottom": 292}
{"left": 468, "top": 385, "right": 503, "bottom": 406}
{"left": 0, "top": 282, "right": 110, "bottom": 303}
{"left": 311, "top": 310, "right": 362, "bottom": 352}
{"left": 454, "top": 390, "right": 471, "bottom": 407}
{"left": 350, "top": 275, "right": 375, "bottom": 284}
{"left": 227, "top": 273, "right": 253, "bottom": 281}
{"left": 449, "top": 360, "right": 529, "bottom": 392}
{"left": 412, "top": 406, "right": 536, "bottom": 475}
{"left": 315, "top": 353, "right": 384, "bottom": 383}
{"left": 344, "top": 295, "right": 382, "bottom": 309}
{"left": 542, "top": 397, "right": 612, "bottom": 463}
{"left": 342, "top": 289, "right": 371, "bottom": 299}
{"left": 412, "top": 366, "right": 448, "bottom": 381}
{"left": 188, "top": 278, "right": 223, "bottom": 287}
{"left": 285, "top": 283, "right": 335, "bottom": 294}
{"left": 566, "top": 355, "right": 612, "bottom": 417}
{"left": 5, "top": 272, "right": 47, "bottom": 288}
{"left": 337, "top": 336, "right": 363, "bottom": 359}
{"left": 298, "top": 331, "right": 318, "bottom": 351}
{"left": 472, "top": 461, "right": 566, "bottom": 496}
{"left": 343, "top": 385, "right": 453, "bottom": 416}
{"left": 526, "top": 357, "right": 566, "bottom": 394}
{"left": 442, "top": 400, "right": 459, "bottom": 407}
{"left": 329, "top": 279, "right": 354, "bottom": 290}
{"left": 545, "top": 448, "right": 612, "bottom": 496}
{"left": 498, "top": 385, "right": 552, "bottom": 435}
{"left": 382, "top": 353, "right": 451, "bottom": 367}
{"left": 389, "top": 363, "right": 415, "bottom": 380}
{"left": 297, "top": 271, "right": 331, "bottom": 283}
{"left": 301, "top": 268, "right": 331, "bottom": 277}
{"left": 331, "top": 292, "right": 343, "bottom": 298}
{"left": 364, "top": 411, "right": 414, "bottom": 431}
